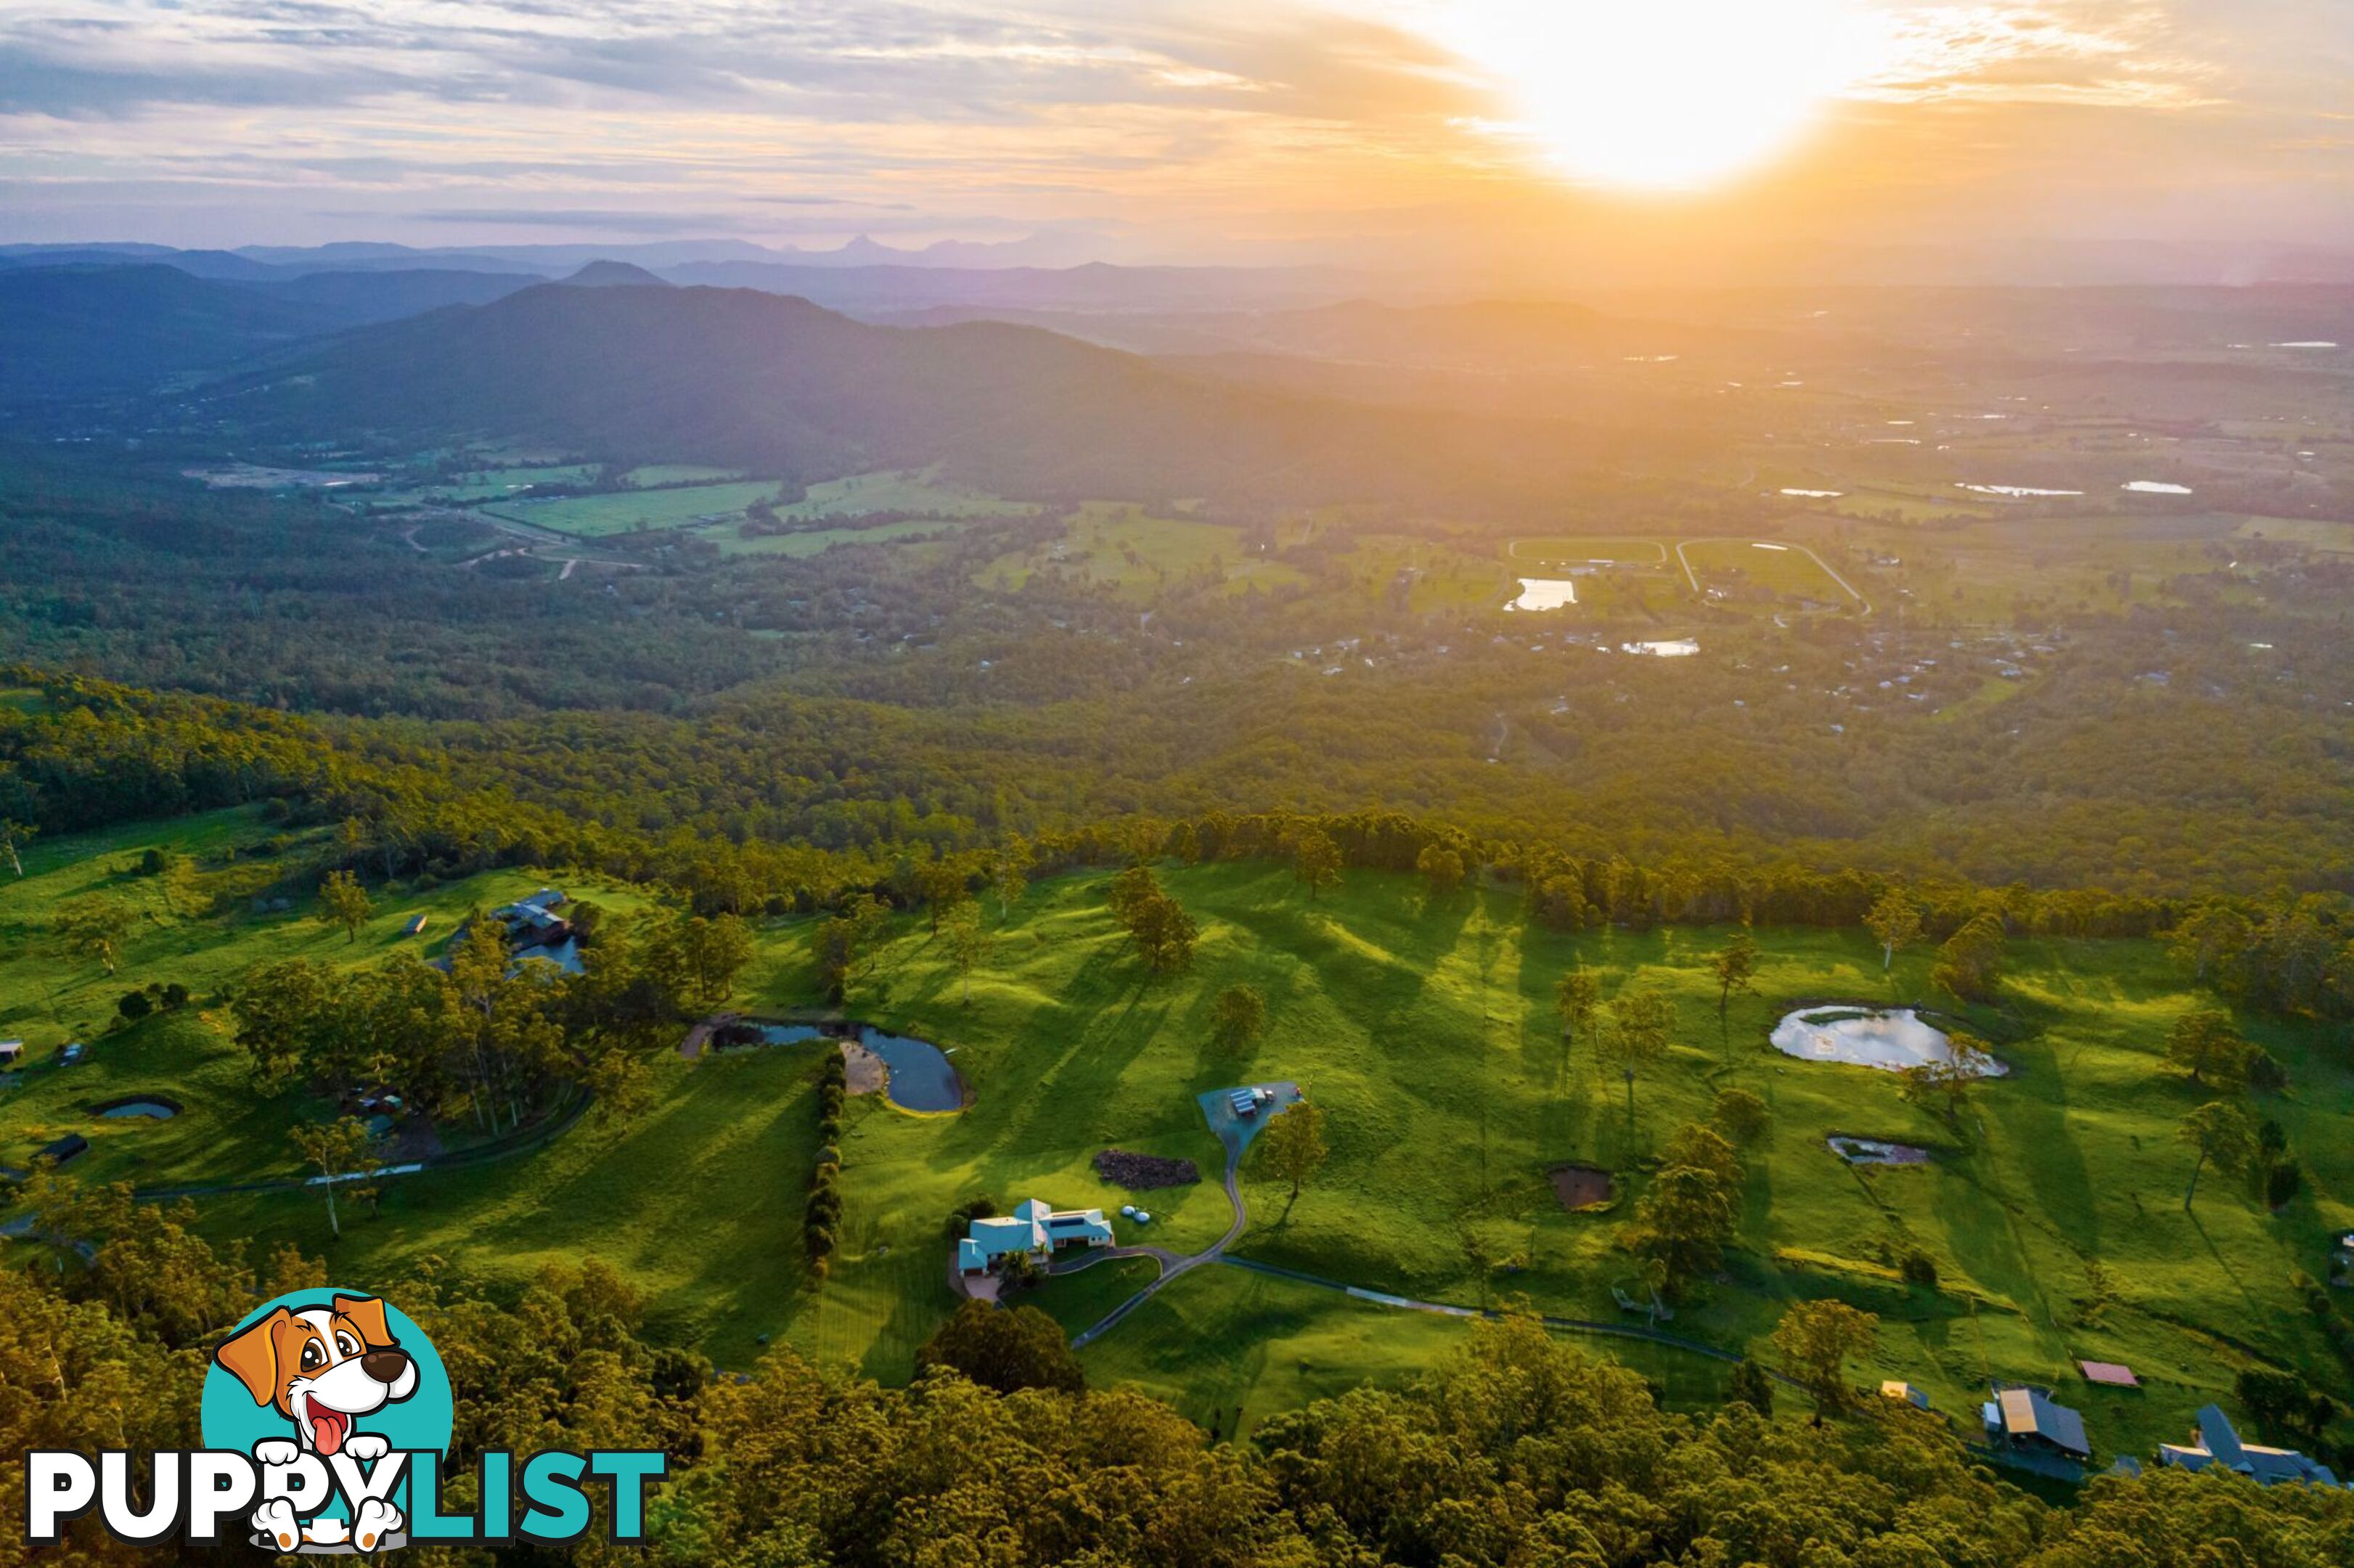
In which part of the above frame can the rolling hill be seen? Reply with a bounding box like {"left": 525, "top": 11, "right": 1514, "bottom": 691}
{"left": 231, "top": 280, "right": 1663, "bottom": 502}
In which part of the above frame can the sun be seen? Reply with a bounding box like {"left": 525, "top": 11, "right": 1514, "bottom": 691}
{"left": 1422, "top": 0, "right": 1887, "bottom": 191}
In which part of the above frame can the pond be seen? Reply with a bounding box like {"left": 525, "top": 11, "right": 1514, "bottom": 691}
{"left": 1770, "top": 1006, "right": 2008, "bottom": 1077}
{"left": 93, "top": 1096, "right": 181, "bottom": 1119}
{"left": 730, "top": 1021, "right": 965, "bottom": 1112}
{"left": 1827, "top": 1135, "right": 1929, "bottom": 1166}
{"left": 1508, "top": 578, "right": 1579, "bottom": 611}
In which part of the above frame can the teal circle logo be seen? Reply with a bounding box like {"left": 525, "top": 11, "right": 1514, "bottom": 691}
{"left": 202, "top": 1290, "right": 451, "bottom": 1551}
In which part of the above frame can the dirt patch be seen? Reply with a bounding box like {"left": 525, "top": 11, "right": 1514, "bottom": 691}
{"left": 1549, "top": 1164, "right": 1617, "bottom": 1211}
{"left": 1094, "top": 1149, "right": 1201, "bottom": 1189}
{"left": 841, "top": 1041, "right": 886, "bottom": 1096}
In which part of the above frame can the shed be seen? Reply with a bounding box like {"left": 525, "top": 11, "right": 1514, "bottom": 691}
{"left": 1881, "top": 1381, "right": 1930, "bottom": 1410}
{"left": 400, "top": 913, "right": 430, "bottom": 937}
{"left": 2080, "top": 1360, "right": 2139, "bottom": 1389}
{"left": 0, "top": 1040, "right": 23, "bottom": 1065}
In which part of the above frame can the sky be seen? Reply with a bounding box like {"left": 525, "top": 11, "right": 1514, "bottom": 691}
{"left": 1, "top": 1, "right": 2348, "bottom": 278}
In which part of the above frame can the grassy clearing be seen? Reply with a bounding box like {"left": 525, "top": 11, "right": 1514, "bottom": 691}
{"left": 777, "top": 470, "right": 1034, "bottom": 523}
{"left": 480, "top": 481, "right": 784, "bottom": 538}
{"left": 978, "top": 504, "right": 1304, "bottom": 597}
{"left": 1681, "top": 539, "right": 1857, "bottom": 606}
{"left": 8, "top": 829, "right": 2348, "bottom": 1458}
{"left": 1509, "top": 536, "right": 1672, "bottom": 568}
{"left": 2234, "top": 515, "right": 2354, "bottom": 554}
{"left": 708, "top": 518, "right": 972, "bottom": 559}
{"left": 624, "top": 465, "right": 745, "bottom": 488}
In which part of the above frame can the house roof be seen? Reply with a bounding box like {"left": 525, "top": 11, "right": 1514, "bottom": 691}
{"left": 2080, "top": 1360, "right": 2138, "bottom": 1388}
{"left": 1998, "top": 1387, "right": 2090, "bottom": 1457}
{"left": 1881, "top": 1381, "right": 1929, "bottom": 1409}
{"left": 2160, "top": 1405, "right": 2345, "bottom": 1487}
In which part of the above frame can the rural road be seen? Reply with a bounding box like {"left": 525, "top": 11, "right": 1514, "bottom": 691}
{"left": 1068, "top": 1138, "right": 1251, "bottom": 1349}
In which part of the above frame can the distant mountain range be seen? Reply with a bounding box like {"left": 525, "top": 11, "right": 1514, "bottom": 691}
{"left": 224, "top": 279, "right": 1627, "bottom": 504}
{"left": 0, "top": 264, "right": 536, "bottom": 403}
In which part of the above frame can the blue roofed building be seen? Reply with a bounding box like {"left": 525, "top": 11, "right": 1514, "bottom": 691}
{"left": 956, "top": 1198, "right": 1115, "bottom": 1278}
{"left": 2159, "top": 1405, "right": 2344, "bottom": 1488}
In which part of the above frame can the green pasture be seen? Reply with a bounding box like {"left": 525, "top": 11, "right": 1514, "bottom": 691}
{"left": 777, "top": 470, "right": 1034, "bottom": 523}
{"left": 1680, "top": 539, "right": 1857, "bottom": 607}
{"left": 480, "top": 481, "right": 784, "bottom": 537}
{"left": 623, "top": 465, "right": 745, "bottom": 488}
{"left": 7, "top": 828, "right": 2350, "bottom": 1461}
{"left": 977, "top": 503, "right": 1304, "bottom": 597}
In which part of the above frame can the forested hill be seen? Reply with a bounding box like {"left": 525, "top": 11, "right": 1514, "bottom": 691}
{"left": 225, "top": 280, "right": 1657, "bottom": 503}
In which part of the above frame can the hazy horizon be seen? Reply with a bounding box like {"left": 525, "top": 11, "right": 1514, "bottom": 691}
{"left": 5, "top": 1, "right": 2350, "bottom": 285}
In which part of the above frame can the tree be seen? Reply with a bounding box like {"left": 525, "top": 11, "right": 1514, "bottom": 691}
{"left": 2169, "top": 902, "right": 2253, "bottom": 984}
{"left": 1601, "top": 989, "right": 1675, "bottom": 1121}
{"left": 1627, "top": 1163, "right": 1736, "bottom": 1289}
{"left": 316, "top": 869, "right": 373, "bottom": 943}
{"left": 669, "top": 912, "right": 753, "bottom": 1012}
{"left": 2178, "top": 1101, "right": 2255, "bottom": 1212}
{"left": 1416, "top": 844, "right": 1465, "bottom": 899}
{"left": 1259, "top": 1102, "right": 1328, "bottom": 1201}
{"left": 1865, "top": 887, "right": 1922, "bottom": 973}
{"left": 53, "top": 893, "right": 136, "bottom": 976}
{"left": 1661, "top": 1122, "right": 1742, "bottom": 1193}
{"left": 1773, "top": 1299, "right": 1879, "bottom": 1425}
{"left": 2164, "top": 1008, "right": 2250, "bottom": 1090}
{"left": 817, "top": 894, "right": 888, "bottom": 1003}
{"left": 943, "top": 901, "right": 990, "bottom": 1005}
{"left": 1554, "top": 967, "right": 1601, "bottom": 1048}
{"left": 1900, "top": 1056, "right": 1977, "bottom": 1127}
{"left": 913, "top": 859, "right": 969, "bottom": 934}
{"left": 0, "top": 818, "right": 33, "bottom": 878}
{"left": 993, "top": 838, "right": 1032, "bottom": 918}
{"left": 1210, "top": 983, "right": 1266, "bottom": 1051}
{"left": 1726, "top": 1357, "right": 1775, "bottom": 1417}
{"left": 290, "top": 1117, "right": 379, "bottom": 1240}
{"left": 1711, "top": 1087, "right": 1770, "bottom": 1147}
{"left": 1930, "top": 911, "right": 2006, "bottom": 1001}
{"left": 1711, "top": 929, "right": 1760, "bottom": 1013}
{"left": 913, "top": 1299, "right": 1084, "bottom": 1394}
{"left": 1291, "top": 829, "right": 1342, "bottom": 900}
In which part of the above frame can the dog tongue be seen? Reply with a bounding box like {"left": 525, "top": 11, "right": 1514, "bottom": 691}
{"left": 306, "top": 1397, "right": 350, "bottom": 1458}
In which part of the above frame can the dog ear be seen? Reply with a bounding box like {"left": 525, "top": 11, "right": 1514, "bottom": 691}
{"left": 213, "top": 1308, "right": 290, "bottom": 1407}
{"left": 332, "top": 1294, "right": 397, "bottom": 1349}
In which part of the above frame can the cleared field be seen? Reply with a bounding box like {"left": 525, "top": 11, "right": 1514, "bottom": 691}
{"left": 481, "top": 481, "right": 784, "bottom": 537}
{"left": 2234, "top": 515, "right": 2354, "bottom": 554}
{"left": 1509, "top": 536, "right": 1672, "bottom": 568}
{"left": 624, "top": 464, "right": 744, "bottom": 487}
{"left": 1680, "top": 538, "right": 1860, "bottom": 608}
{"left": 978, "top": 503, "right": 1304, "bottom": 597}
{"left": 777, "top": 470, "right": 1034, "bottom": 522}
{"left": 712, "top": 517, "right": 972, "bottom": 558}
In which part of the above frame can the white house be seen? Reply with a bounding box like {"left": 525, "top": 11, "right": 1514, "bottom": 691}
{"left": 956, "top": 1198, "right": 1114, "bottom": 1275}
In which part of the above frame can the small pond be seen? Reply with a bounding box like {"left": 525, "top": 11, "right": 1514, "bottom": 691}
{"left": 92, "top": 1096, "right": 181, "bottom": 1120}
{"left": 732, "top": 1021, "right": 964, "bottom": 1112}
{"left": 1770, "top": 1006, "right": 2008, "bottom": 1077}
{"left": 1828, "top": 1135, "right": 1929, "bottom": 1167}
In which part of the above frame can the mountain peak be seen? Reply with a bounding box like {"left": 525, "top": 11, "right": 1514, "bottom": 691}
{"left": 560, "top": 260, "right": 672, "bottom": 288}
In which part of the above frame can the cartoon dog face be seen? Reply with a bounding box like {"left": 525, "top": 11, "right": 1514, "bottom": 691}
{"left": 213, "top": 1296, "right": 418, "bottom": 1458}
